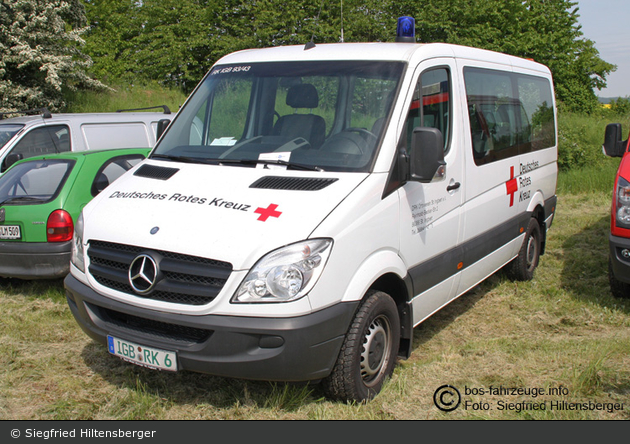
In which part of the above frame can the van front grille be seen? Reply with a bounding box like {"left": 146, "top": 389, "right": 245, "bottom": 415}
{"left": 87, "top": 240, "right": 232, "bottom": 306}
{"left": 88, "top": 303, "right": 212, "bottom": 344}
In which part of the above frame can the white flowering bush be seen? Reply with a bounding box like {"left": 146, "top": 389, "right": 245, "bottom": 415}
{"left": 0, "top": 0, "right": 107, "bottom": 114}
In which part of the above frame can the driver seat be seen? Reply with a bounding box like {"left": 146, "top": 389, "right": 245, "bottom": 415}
{"left": 273, "top": 84, "right": 326, "bottom": 149}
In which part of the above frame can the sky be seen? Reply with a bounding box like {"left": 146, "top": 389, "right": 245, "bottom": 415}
{"left": 575, "top": 0, "right": 630, "bottom": 98}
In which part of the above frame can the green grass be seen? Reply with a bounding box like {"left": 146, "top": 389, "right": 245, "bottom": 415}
{"left": 63, "top": 82, "right": 188, "bottom": 115}
{"left": 557, "top": 158, "right": 620, "bottom": 194}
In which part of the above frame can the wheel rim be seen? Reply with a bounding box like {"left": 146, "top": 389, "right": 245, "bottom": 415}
{"left": 525, "top": 233, "right": 538, "bottom": 271}
{"left": 360, "top": 314, "right": 392, "bottom": 386}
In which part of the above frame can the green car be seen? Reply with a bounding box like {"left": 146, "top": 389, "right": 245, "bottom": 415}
{"left": 0, "top": 148, "right": 151, "bottom": 279}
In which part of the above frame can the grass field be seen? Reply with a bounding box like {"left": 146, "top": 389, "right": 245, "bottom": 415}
{"left": 1, "top": 184, "right": 628, "bottom": 420}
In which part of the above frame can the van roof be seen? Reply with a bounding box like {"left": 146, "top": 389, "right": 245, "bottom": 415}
{"left": 215, "top": 42, "right": 551, "bottom": 74}
{"left": 0, "top": 108, "right": 173, "bottom": 125}
{"left": 0, "top": 112, "right": 173, "bottom": 128}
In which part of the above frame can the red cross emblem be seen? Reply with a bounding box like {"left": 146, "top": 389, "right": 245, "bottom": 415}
{"left": 505, "top": 166, "right": 518, "bottom": 207}
{"left": 254, "top": 203, "right": 282, "bottom": 221}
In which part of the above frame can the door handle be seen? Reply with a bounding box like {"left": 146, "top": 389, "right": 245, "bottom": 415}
{"left": 447, "top": 182, "right": 461, "bottom": 192}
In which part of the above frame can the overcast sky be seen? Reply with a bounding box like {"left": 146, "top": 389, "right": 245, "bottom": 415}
{"left": 575, "top": 0, "right": 630, "bottom": 98}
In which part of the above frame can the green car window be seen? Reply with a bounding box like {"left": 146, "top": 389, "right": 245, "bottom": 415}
{"left": 91, "top": 154, "right": 146, "bottom": 196}
{"left": 0, "top": 159, "right": 74, "bottom": 205}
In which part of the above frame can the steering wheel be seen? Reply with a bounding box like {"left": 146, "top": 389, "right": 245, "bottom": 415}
{"left": 345, "top": 127, "right": 377, "bottom": 141}
{"left": 343, "top": 128, "right": 378, "bottom": 153}
{"left": 321, "top": 127, "right": 377, "bottom": 155}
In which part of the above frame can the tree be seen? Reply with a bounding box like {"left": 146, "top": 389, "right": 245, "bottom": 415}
{"left": 81, "top": 0, "right": 614, "bottom": 112}
{"left": 404, "top": 0, "right": 615, "bottom": 113}
{"left": 0, "top": 0, "right": 107, "bottom": 113}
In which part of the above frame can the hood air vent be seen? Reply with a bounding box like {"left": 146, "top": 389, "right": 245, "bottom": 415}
{"left": 250, "top": 176, "right": 338, "bottom": 191}
{"left": 134, "top": 164, "right": 179, "bottom": 180}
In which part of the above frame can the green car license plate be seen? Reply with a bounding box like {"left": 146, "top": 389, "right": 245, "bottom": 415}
{"left": 0, "top": 225, "right": 20, "bottom": 239}
{"left": 107, "top": 335, "right": 177, "bottom": 371}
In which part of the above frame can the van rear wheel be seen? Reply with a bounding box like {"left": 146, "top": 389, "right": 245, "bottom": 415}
{"left": 509, "top": 217, "right": 541, "bottom": 281}
{"left": 322, "top": 290, "right": 400, "bottom": 402}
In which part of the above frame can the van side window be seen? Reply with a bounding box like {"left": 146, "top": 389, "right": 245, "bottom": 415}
{"left": 11, "top": 125, "right": 71, "bottom": 159}
{"left": 405, "top": 68, "right": 451, "bottom": 152}
{"left": 464, "top": 67, "right": 555, "bottom": 166}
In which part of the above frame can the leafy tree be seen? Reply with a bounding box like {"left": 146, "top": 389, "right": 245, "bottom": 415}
{"left": 403, "top": 0, "right": 615, "bottom": 113}
{"left": 0, "top": 0, "right": 106, "bottom": 113}
{"left": 608, "top": 97, "right": 630, "bottom": 116}
{"left": 81, "top": 0, "right": 614, "bottom": 113}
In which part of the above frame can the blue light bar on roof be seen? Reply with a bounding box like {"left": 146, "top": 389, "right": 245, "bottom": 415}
{"left": 396, "top": 16, "right": 416, "bottom": 43}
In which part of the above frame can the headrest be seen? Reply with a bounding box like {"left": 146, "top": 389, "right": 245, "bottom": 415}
{"left": 286, "top": 84, "right": 319, "bottom": 109}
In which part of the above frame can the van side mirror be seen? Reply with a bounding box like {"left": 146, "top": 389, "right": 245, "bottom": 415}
{"left": 156, "top": 119, "right": 171, "bottom": 140}
{"left": 3, "top": 153, "right": 23, "bottom": 171}
{"left": 603, "top": 123, "right": 627, "bottom": 157}
{"left": 409, "top": 127, "right": 446, "bottom": 182}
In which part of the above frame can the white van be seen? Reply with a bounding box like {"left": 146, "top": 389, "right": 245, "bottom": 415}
{"left": 65, "top": 21, "right": 557, "bottom": 402}
{"left": 0, "top": 106, "right": 173, "bottom": 173}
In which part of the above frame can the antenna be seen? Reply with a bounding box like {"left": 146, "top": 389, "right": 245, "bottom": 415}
{"left": 305, "top": 0, "right": 324, "bottom": 50}
{"left": 340, "top": 0, "right": 344, "bottom": 43}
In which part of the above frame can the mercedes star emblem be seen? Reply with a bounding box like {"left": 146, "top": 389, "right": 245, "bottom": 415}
{"left": 128, "top": 254, "right": 158, "bottom": 294}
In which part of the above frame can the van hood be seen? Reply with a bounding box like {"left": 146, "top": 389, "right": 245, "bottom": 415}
{"left": 82, "top": 160, "right": 367, "bottom": 269}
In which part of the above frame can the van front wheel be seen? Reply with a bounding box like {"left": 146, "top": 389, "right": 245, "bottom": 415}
{"left": 322, "top": 290, "right": 400, "bottom": 402}
{"left": 509, "top": 217, "right": 541, "bottom": 281}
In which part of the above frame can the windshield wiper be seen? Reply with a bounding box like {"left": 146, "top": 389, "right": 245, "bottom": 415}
{"left": 0, "top": 196, "right": 46, "bottom": 205}
{"left": 219, "top": 158, "right": 325, "bottom": 172}
{"left": 151, "top": 154, "right": 220, "bottom": 165}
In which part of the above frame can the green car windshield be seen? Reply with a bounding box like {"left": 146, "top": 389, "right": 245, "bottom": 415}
{"left": 0, "top": 159, "right": 74, "bottom": 205}
{"left": 152, "top": 61, "right": 405, "bottom": 172}
{"left": 0, "top": 124, "right": 24, "bottom": 151}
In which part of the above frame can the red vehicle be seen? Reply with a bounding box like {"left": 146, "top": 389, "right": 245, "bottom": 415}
{"left": 603, "top": 123, "right": 630, "bottom": 298}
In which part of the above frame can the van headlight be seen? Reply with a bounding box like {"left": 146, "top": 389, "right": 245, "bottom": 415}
{"left": 71, "top": 212, "right": 85, "bottom": 273}
{"left": 616, "top": 177, "right": 630, "bottom": 229}
{"left": 233, "top": 239, "right": 333, "bottom": 303}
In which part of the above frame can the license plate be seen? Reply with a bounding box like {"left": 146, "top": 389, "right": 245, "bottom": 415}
{"left": 107, "top": 335, "right": 177, "bottom": 371}
{"left": 0, "top": 225, "right": 20, "bottom": 239}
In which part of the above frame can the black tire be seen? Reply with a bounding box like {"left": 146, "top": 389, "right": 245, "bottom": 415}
{"left": 608, "top": 257, "right": 630, "bottom": 299}
{"left": 508, "top": 217, "right": 541, "bottom": 281}
{"left": 322, "top": 290, "right": 400, "bottom": 402}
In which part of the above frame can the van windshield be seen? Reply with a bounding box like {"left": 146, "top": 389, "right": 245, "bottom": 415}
{"left": 152, "top": 61, "right": 405, "bottom": 172}
{"left": 0, "top": 124, "right": 24, "bottom": 150}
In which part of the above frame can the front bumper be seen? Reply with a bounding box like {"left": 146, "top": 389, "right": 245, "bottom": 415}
{"left": 609, "top": 233, "right": 630, "bottom": 284}
{"left": 0, "top": 240, "right": 71, "bottom": 279}
{"left": 64, "top": 273, "right": 358, "bottom": 382}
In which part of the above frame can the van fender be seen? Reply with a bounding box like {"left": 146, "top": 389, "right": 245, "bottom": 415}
{"left": 340, "top": 249, "right": 408, "bottom": 303}
{"left": 526, "top": 189, "right": 545, "bottom": 216}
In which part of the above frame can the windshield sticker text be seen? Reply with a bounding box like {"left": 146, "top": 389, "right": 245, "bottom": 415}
{"left": 211, "top": 65, "right": 251, "bottom": 75}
